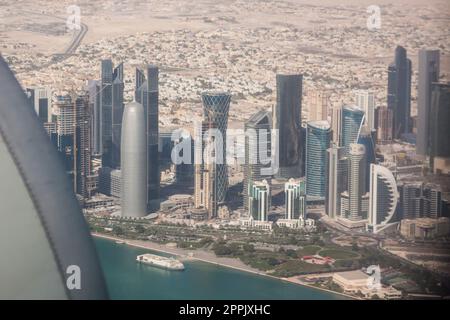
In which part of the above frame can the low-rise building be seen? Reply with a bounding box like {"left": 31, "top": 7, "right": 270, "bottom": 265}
{"left": 400, "top": 217, "right": 450, "bottom": 240}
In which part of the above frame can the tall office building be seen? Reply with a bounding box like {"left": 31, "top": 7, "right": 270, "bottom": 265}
{"left": 249, "top": 180, "right": 271, "bottom": 221}
{"left": 243, "top": 110, "right": 271, "bottom": 211}
{"left": 306, "top": 120, "right": 331, "bottom": 200}
{"left": 429, "top": 82, "right": 450, "bottom": 163}
{"left": 55, "top": 96, "right": 75, "bottom": 181}
{"left": 273, "top": 74, "right": 304, "bottom": 179}
{"left": 367, "top": 164, "right": 399, "bottom": 233}
{"left": 308, "top": 89, "right": 329, "bottom": 121}
{"left": 341, "top": 105, "right": 364, "bottom": 152}
{"left": 135, "top": 65, "right": 160, "bottom": 212}
{"left": 194, "top": 92, "right": 231, "bottom": 218}
{"left": 375, "top": 106, "right": 393, "bottom": 143}
{"left": 401, "top": 182, "right": 442, "bottom": 219}
{"left": 285, "top": 178, "right": 306, "bottom": 220}
{"left": 74, "top": 95, "right": 93, "bottom": 199}
{"left": 54, "top": 94, "right": 92, "bottom": 198}
{"left": 340, "top": 144, "right": 369, "bottom": 224}
{"left": 387, "top": 46, "right": 412, "bottom": 139}
{"left": 325, "top": 144, "right": 347, "bottom": 219}
{"left": 422, "top": 184, "right": 442, "bottom": 219}
{"left": 100, "top": 60, "right": 124, "bottom": 169}
{"left": 87, "top": 80, "right": 101, "bottom": 155}
{"left": 357, "top": 125, "right": 376, "bottom": 191}
{"left": 355, "top": 90, "right": 376, "bottom": 131}
{"left": 416, "top": 49, "right": 440, "bottom": 156}
{"left": 121, "top": 102, "right": 147, "bottom": 218}
{"left": 331, "top": 105, "right": 342, "bottom": 144}
{"left": 26, "top": 87, "right": 53, "bottom": 123}
{"left": 401, "top": 183, "right": 423, "bottom": 219}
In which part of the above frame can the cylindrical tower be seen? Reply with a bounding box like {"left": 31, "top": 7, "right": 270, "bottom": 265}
{"left": 121, "top": 101, "right": 147, "bottom": 217}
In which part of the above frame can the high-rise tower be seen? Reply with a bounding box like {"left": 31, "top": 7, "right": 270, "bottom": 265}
{"left": 306, "top": 120, "right": 331, "bottom": 200}
{"left": 325, "top": 144, "right": 347, "bottom": 220}
{"left": 367, "top": 164, "right": 399, "bottom": 233}
{"left": 194, "top": 92, "right": 231, "bottom": 218}
{"left": 273, "top": 74, "right": 303, "bottom": 179}
{"left": 121, "top": 102, "right": 147, "bottom": 218}
{"left": 100, "top": 60, "right": 124, "bottom": 169}
{"left": 355, "top": 90, "right": 376, "bottom": 131}
{"left": 387, "top": 46, "right": 412, "bottom": 139}
{"left": 416, "top": 49, "right": 440, "bottom": 156}
{"left": 285, "top": 178, "right": 306, "bottom": 220}
{"left": 340, "top": 105, "right": 364, "bottom": 152}
{"left": 243, "top": 110, "right": 271, "bottom": 211}
{"left": 135, "top": 65, "right": 160, "bottom": 212}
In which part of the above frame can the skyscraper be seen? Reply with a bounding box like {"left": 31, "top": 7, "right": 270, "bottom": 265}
{"left": 339, "top": 144, "right": 369, "bottom": 225}
{"left": 429, "top": 82, "right": 450, "bottom": 164}
{"left": 54, "top": 94, "right": 92, "bottom": 198}
{"left": 375, "top": 106, "right": 393, "bottom": 143}
{"left": 401, "top": 182, "right": 442, "bottom": 219}
{"left": 26, "top": 87, "right": 53, "bottom": 123}
{"left": 325, "top": 144, "right": 347, "bottom": 219}
{"left": 135, "top": 65, "right": 160, "bottom": 212}
{"left": 243, "top": 110, "right": 271, "bottom": 211}
{"left": 121, "top": 102, "right": 147, "bottom": 218}
{"left": 273, "top": 74, "right": 303, "bottom": 179}
{"left": 340, "top": 105, "right": 364, "bottom": 152}
{"left": 416, "top": 49, "right": 440, "bottom": 156}
{"left": 306, "top": 120, "right": 331, "bottom": 200}
{"left": 367, "top": 164, "right": 399, "bottom": 233}
{"left": 331, "top": 105, "right": 342, "bottom": 144}
{"left": 55, "top": 95, "right": 75, "bottom": 182}
{"left": 87, "top": 80, "right": 101, "bottom": 155}
{"left": 387, "top": 46, "right": 412, "bottom": 139}
{"left": 285, "top": 178, "right": 306, "bottom": 220}
{"left": 74, "top": 95, "right": 93, "bottom": 199}
{"left": 194, "top": 92, "right": 231, "bottom": 218}
{"left": 422, "top": 184, "right": 442, "bottom": 219}
{"left": 308, "top": 89, "right": 329, "bottom": 121}
{"left": 355, "top": 90, "right": 376, "bottom": 131}
{"left": 100, "top": 60, "right": 124, "bottom": 169}
{"left": 249, "top": 180, "right": 271, "bottom": 221}
{"left": 357, "top": 125, "right": 377, "bottom": 191}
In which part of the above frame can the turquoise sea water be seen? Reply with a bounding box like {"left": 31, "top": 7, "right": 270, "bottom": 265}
{"left": 94, "top": 237, "right": 345, "bottom": 300}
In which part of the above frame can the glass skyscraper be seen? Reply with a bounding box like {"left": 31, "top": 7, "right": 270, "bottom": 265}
{"left": 416, "top": 49, "right": 440, "bottom": 156}
{"left": 387, "top": 46, "right": 412, "bottom": 139}
{"left": 194, "top": 92, "right": 231, "bottom": 218}
{"left": 100, "top": 59, "right": 124, "bottom": 169}
{"left": 273, "top": 74, "right": 303, "bottom": 179}
{"left": 306, "top": 120, "right": 331, "bottom": 201}
{"left": 340, "top": 105, "right": 364, "bottom": 152}
{"left": 285, "top": 178, "right": 306, "bottom": 220}
{"left": 243, "top": 110, "right": 271, "bottom": 211}
{"left": 135, "top": 65, "right": 160, "bottom": 212}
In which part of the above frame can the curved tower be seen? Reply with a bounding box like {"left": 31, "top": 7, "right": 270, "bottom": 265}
{"left": 121, "top": 102, "right": 147, "bottom": 217}
{"left": 202, "top": 92, "right": 231, "bottom": 208}
{"left": 368, "top": 164, "right": 399, "bottom": 233}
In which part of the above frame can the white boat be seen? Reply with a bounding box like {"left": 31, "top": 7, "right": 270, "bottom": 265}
{"left": 115, "top": 240, "right": 125, "bottom": 244}
{"left": 136, "top": 254, "right": 185, "bottom": 271}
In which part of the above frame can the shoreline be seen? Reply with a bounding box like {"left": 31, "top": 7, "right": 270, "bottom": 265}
{"left": 92, "top": 232, "right": 355, "bottom": 300}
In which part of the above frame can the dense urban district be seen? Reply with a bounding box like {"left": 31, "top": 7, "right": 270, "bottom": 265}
{"left": 1, "top": 0, "right": 450, "bottom": 300}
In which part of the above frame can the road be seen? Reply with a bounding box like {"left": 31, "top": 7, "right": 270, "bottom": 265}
{"left": 21, "top": 10, "right": 89, "bottom": 69}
